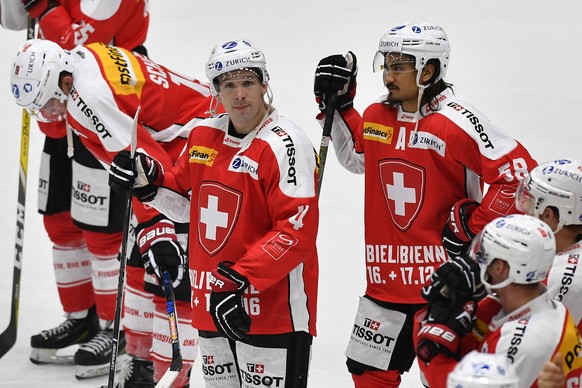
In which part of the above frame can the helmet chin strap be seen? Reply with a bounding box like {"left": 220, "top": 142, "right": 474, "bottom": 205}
{"left": 408, "top": 84, "right": 426, "bottom": 147}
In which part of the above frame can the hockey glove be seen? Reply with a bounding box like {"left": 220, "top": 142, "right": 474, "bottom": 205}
{"left": 209, "top": 262, "right": 251, "bottom": 341}
{"left": 441, "top": 199, "right": 480, "bottom": 258}
{"left": 136, "top": 218, "right": 186, "bottom": 288}
{"left": 314, "top": 51, "right": 358, "bottom": 111}
{"left": 421, "top": 255, "right": 486, "bottom": 304}
{"left": 133, "top": 152, "right": 163, "bottom": 202}
{"left": 416, "top": 299, "right": 477, "bottom": 363}
{"left": 109, "top": 150, "right": 135, "bottom": 194}
{"left": 109, "top": 151, "right": 163, "bottom": 202}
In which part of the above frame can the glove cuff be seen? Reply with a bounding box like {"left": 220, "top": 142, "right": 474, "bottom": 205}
{"left": 210, "top": 262, "right": 249, "bottom": 293}
{"left": 136, "top": 218, "right": 177, "bottom": 254}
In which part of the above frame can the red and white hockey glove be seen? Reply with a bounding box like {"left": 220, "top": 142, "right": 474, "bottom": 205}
{"left": 416, "top": 299, "right": 477, "bottom": 363}
{"left": 209, "top": 262, "right": 251, "bottom": 341}
{"left": 441, "top": 199, "right": 479, "bottom": 258}
{"left": 314, "top": 51, "right": 358, "bottom": 111}
{"left": 421, "top": 255, "right": 486, "bottom": 304}
{"left": 136, "top": 218, "right": 186, "bottom": 288}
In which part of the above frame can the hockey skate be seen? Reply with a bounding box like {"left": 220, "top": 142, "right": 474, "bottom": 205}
{"left": 29, "top": 305, "right": 99, "bottom": 365}
{"left": 74, "top": 327, "right": 128, "bottom": 379}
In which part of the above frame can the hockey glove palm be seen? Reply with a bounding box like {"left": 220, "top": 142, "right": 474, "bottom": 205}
{"left": 442, "top": 199, "right": 480, "bottom": 258}
{"left": 136, "top": 218, "right": 186, "bottom": 288}
{"left": 209, "top": 262, "right": 251, "bottom": 341}
{"left": 416, "top": 299, "right": 477, "bottom": 363}
{"left": 421, "top": 255, "right": 486, "bottom": 304}
{"left": 314, "top": 51, "right": 358, "bottom": 111}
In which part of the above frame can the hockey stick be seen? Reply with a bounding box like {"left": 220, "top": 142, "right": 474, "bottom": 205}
{"left": 107, "top": 106, "right": 141, "bottom": 388}
{"left": 0, "top": 16, "right": 37, "bottom": 360}
{"left": 316, "top": 91, "right": 338, "bottom": 196}
{"left": 154, "top": 269, "right": 183, "bottom": 388}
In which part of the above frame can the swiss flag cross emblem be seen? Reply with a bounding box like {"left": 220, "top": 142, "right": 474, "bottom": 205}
{"left": 378, "top": 160, "right": 425, "bottom": 231}
{"left": 198, "top": 182, "right": 242, "bottom": 256}
{"left": 568, "top": 255, "right": 579, "bottom": 265}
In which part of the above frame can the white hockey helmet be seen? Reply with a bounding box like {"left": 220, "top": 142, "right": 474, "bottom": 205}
{"left": 469, "top": 214, "right": 555, "bottom": 290}
{"left": 373, "top": 22, "right": 450, "bottom": 85}
{"left": 447, "top": 351, "right": 519, "bottom": 388}
{"left": 516, "top": 159, "right": 582, "bottom": 233}
{"left": 205, "top": 39, "right": 269, "bottom": 96}
{"left": 10, "top": 39, "right": 74, "bottom": 119}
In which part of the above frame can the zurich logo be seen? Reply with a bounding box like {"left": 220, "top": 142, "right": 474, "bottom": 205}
{"left": 542, "top": 165, "right": 555, "bottom": 175}
{"left": 214, "top": 62, "right": 223, "bottom": 71}
{"left": 11, "top": 84, "right": 19, "bottom": 98}
{"left": 412, "top": 26, "right": 421, "bottom": 33}
{"left": 222, "top": 41, "right": 238, "bottom": 50}
{"left": 23, "top": 83, "right": 32, "bottom": 93}
{"left": 411, "top": 133, "right": 418, "bottom": 145}
{"left": 495, "top": 219, "right": 506, "bottom": 228}
{"left": 232, "top": 157, "right": 242, "bottom": 169}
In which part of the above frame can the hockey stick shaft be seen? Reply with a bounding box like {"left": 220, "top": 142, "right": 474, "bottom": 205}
{"left": 317, "top": 91, "right": 338, "bottom": 196}
{"left": 0, "top": 16, "right": 37, "bottom": 360}
{"left": 107, "top": 106, "right": 141, "bottom": 388}
{"left": 155, "top": 269, "right": 183, "bottom": 388}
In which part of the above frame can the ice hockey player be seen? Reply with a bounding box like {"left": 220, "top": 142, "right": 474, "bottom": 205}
{"left": 515, "top": 159, "right": 582, "bottom": 332}
{"left": 109, "top": 38, "right": 320, "bottom": 388}
{"left": 1, "top": 0, "right": 149, "bottom": 381}
{"left": 312, "top": 21, "right": 537, "bottom": 387}
{"left": 10, "top": 37, "right": 215, "bottom": 386}
{"left": 415, "top": 214, "right": 582, "bottom": 387}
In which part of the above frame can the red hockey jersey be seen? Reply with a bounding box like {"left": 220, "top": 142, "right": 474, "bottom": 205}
{"left": 37, "top": 0, "right": 149, "bottom": 139}
{"left": 155, "top": 109, "right": 319, "bottom": 335}
{"left": 330, "top": 89, "right": 537, "bottom": 303}
{"left": 64, "top": 42, "right": 214, "bottom": 223}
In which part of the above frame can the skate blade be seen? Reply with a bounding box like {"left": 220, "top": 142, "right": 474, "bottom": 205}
{"left": 30, "top": 347, "right": 76, "bottom": 365}
{"left": 75, "top": 353, "right": 130, "bottom": 380}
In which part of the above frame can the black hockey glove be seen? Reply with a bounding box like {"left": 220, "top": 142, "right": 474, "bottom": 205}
{"left": 314, "top": 51, "right": 358, "bottom": 111}
{"left": 109, "top": 151, "right": 163, "bottom": 202}
{"left": 109, "top": 150, "right": 135, "bottom": 194}
{"left": 442, "top": 199, "right": 480, "bottom": 258}
{"left": 209, "top": 262, "right": 251, "bottom": 341}
{"left": 416, "top": 299, "right": 477, "bottom": 363}
{"left": 136, "top": 218, "right": 186, "bottom": 288}
{"left": 421, "top": 255, "right": 486, "bottom": 305}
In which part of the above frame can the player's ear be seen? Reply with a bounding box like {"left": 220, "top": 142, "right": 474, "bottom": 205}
{"left": 60, "top": 74, "right": 74, "bottom": 95}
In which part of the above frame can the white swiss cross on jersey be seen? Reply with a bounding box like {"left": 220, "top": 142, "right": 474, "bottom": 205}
{"left": 379, "top": 160, "right": 425, "bottom": 232}
{"left": 198, "top": 182, "right": 242, "bottom": 256}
